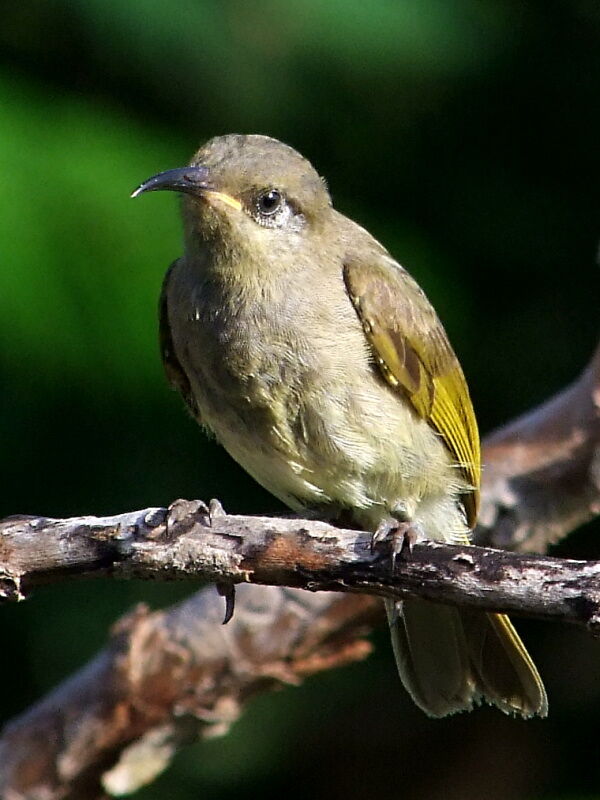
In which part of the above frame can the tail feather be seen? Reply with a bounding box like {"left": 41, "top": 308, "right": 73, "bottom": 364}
{"left": 385, "top": 598, "right": 476, "bottom": 717}
{"left": 463, "top": 610, "right": 548, "bottom": 718}
{"left": 387, "top": 598, "right": 547, "bottom": 718}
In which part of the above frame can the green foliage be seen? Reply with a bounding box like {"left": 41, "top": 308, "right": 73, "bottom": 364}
{"left": 0, "top": 75, "right": 184, "bottom": 388}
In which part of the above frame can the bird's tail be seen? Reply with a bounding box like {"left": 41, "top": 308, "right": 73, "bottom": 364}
{"left": 385, "top": 597, "right": 547, "bottom": 718}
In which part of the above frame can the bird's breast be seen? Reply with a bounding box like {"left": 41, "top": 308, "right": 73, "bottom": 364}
{"left": 167, "top": 256, "right": 456, "bottom": 516}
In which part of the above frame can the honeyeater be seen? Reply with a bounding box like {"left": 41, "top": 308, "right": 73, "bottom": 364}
{"left": 133, "top": 134, "right": 547, "bottom": 718}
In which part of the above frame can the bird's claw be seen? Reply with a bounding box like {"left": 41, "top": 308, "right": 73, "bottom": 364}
{"left": 216, "top": 581, "right": 236, "bottom": 624}
{"left": 208, "top": 498, "right": 226, "bottom": 520}
{"left": 210, "top": 501, "right": 235, "bottom": 623}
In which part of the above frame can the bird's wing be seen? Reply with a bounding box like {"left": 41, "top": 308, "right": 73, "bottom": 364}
{"left": 159, "top": 260, "right": 200, "bottom": 420}
{"left": 343, "top": 254, "right": 480, "bottom": 525}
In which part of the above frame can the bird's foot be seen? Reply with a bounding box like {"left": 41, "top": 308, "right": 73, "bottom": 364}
{"left": 371, "top": 518, "right": 420, "bottom": 570}
{"left": 205, "top": 500, "right": 236, "bottom": 625}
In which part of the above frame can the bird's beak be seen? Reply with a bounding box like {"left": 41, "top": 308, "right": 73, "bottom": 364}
{"left": 131, "top": 165, "right": 242, "bottom": 211}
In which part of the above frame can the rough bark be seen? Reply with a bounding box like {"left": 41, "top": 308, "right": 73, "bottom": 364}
{"left": 1, "top": 501, "right": 600, "bottom": 628}
{"left": 0, "top": 585, "right": 379, "bottom": 797}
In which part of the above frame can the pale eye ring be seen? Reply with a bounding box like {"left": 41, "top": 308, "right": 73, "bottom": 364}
{"left": 256, "top": 189, "right": 283, "bottom": 216}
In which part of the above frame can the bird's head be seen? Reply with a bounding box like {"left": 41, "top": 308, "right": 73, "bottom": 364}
{"left": 133, "top": 134, "right": 332, "bottom": 256}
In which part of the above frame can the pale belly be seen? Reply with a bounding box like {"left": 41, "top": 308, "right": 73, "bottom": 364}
{"left": 167, "top": 260, "right": 469, "bottom": 542}
{"left": 182, "top": 328, "right": 465, "bottom": 535}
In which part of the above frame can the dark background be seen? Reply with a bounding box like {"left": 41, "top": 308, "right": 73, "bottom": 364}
{"left": 1, "top": 1, "right": 599, "bottom": 797}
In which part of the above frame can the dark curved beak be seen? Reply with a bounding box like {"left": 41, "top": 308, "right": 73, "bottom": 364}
{"left": 131, "top": 165, "right": 211, "bottom": 199}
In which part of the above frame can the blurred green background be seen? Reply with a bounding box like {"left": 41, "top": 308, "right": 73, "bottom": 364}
{"left": 1, "top": 1, "right": 599, "bottom": 797}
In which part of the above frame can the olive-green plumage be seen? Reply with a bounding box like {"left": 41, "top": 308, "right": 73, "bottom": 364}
{"left": 135, "top": 134, "right": 547, "bottom": 718}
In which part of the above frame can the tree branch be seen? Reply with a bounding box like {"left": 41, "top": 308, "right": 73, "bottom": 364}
{"left": 2, "top": 500, "right": 600, "bottom": 630}
{"left": 478, "top": 341, "right": 600, "bottom": 551}
{"left": 0, "top": 584, "right": 380, "bottom": 798}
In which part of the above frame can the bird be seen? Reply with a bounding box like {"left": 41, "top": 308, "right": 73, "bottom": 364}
{"left": 133, "top": 133, "right": 547, "bottom": 718}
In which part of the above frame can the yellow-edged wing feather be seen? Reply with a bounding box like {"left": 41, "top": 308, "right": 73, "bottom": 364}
{"left": 343, "top": 256, "right": 480, "bottom": 526}
{"left": 344, "top": 255, "right": 547, "bottom": 716}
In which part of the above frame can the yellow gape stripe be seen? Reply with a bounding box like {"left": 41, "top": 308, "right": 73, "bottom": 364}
{"left": 204, "top": 190, "right": 242, "bottom": 211}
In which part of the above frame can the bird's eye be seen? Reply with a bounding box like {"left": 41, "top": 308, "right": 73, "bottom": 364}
{"left": 256, "top": 189, "right": 283, "bottom": 216}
